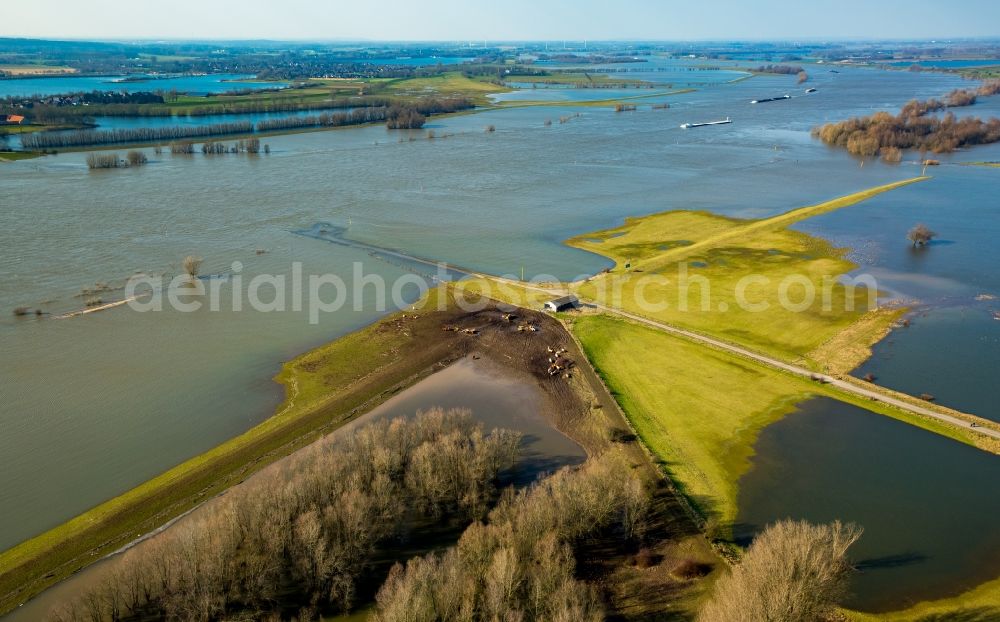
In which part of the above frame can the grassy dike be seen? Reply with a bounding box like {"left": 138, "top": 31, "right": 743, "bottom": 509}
{"left": 571, "top": 314, "right": 985, "bottom": 524}
{"left": 0, "top": 287, "right": 473, "bottom": 616}
{"left": 568, "top": 178, "right": 927, "bottom": 366}
{"left": 0, "top": 151, "right": 44, "bottom": 161}
{"left": 562, "top": 179, "right": 1000, "bottom": 619}
{"left": 846, "top": 575, "right": 1000, "bottom": 621}
{"left": 573, "top": 312, "right": 1000, "bottom": 620}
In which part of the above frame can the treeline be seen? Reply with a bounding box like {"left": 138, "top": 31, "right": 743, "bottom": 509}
{"left": 900, "top": 87, "right": 981, "bottom": 116}
{"left": 2, "top": 95, "right": 394, "bottom": 123}
{"left": 256, "top": 106, "right": 389, "bottom": 132}
{"left": 201, "top": 137, "right": 264, "bottom": 154}
{"left": 21, "top": 97, "right": 473, "bottom": 147}
{"left": 22, "top": 121, "right": 254, "bottom": 149}
{"left": 85, "top": 150, "right": 147, "bottom": 169}
{"left": 256, "top": 96, "right": 472, "bottom": 132}
{"left": 813, "top": 84, "right": 1000, "bottom": 158}
{"left": 177, "top": 95, "right": 395, "bottom": 118}
{"left": 753, "top": 64, "right": 804, "bottom": 75}
{"left": 3, "top": 92, "right": 467, "bottom": 124}
{"left": 46, "top": 409, "right": 521, "bottom": 622}
{"left": 0, "top": 90, "right": 163, "bottom": 107}
{"left": 383, "top": 97, "right": 474, "bottom": 129}
{"left": 373, "top": 453, "right": 648, "bottom": 622}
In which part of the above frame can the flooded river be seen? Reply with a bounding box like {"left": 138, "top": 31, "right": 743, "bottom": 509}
{"left": 2, "top": 57, "right": 999, "bottom": 608}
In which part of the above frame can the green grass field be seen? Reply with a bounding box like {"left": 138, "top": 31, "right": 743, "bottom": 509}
{"left": 163, "top": 82, "right": 342, "bottom": 112}
{"left": 846, "top": 574, "right": 1000, "bottom": 621}
{"left": 0, "top": 151, "right": 44, "bottom": 161}
{"left": 505, "top": 72, "right": 650, "bottom": 87}
{"left": 380, "top": 71, "right": 510, "bottom": 105}
{"left": 573, "top": 313, "right": 811, "bottom": 526}
{"left": 0, "top": 123, "right": 89, "bottom": 136}
{"left": 0, "top": 124, "right": 43, "bottom": 135}
{"left": 569, "top": 179, "right": 927, "bottom": 366}
{"left": 571, "top": 312, "right": 989, "bottom": 525}
{"left": 498, "top": 88, "right": 696, "bottom": 109}
{"left": 572, "top": 312, "right": 1000, "bottom": 621}
{"left": 0, "top": 64, "right": 76, "bottom": 75}
{"left": 958, "top": 65, "right": 1000, "bottom": 79}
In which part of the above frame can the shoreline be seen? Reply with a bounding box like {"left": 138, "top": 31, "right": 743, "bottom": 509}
{"left": 0, "top": 286, "right": 680, "bottom": 617}
{"left": 2, "top": 85, "right": 700, "bottom": 157}
{"left": 3, "top": 176, "right": 998, "bottom": 618}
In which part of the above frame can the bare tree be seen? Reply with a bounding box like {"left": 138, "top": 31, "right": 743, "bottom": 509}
{"left": 374, "top": 453, "right": 643, "bottom": 622}
{"left": 698, "top": 520, "right": 863, "bottom": 622}
{"left": 907, "top": 223, "right": 937, "bottom": 247}
{"left": 126, "top": 150, "right": 148, "bottom": 166}
{"left": 46, "top": 409, "right": 520, "bottom": 621}
{"left": 182, "top": 255, "right": 203, "bottom": 278}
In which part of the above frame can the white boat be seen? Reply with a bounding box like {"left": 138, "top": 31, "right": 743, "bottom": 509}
{"left": 680, "top": 117, "right": 732, "bottom": 129}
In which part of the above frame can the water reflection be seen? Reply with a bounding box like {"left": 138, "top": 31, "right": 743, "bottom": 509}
{"left": 737, "top": 397, "right": 1000, "bottom": 611}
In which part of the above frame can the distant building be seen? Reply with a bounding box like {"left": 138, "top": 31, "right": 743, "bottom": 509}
{"left": 3, "top": 114, "right": 25, "bottom": 125}
{"left": 543, "top": 295, "right": 579, "bottom": 313}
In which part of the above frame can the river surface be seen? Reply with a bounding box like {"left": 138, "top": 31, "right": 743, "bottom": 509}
{"left": 736, "top": 397, "right": 1000, "bottom": 611}
{"left": 0, "top": 73, "right": 290, "bottom": 98}
{"left": 2, "top": 57, "right": 999, "bottom": 607}
{"left": 887, "top": 59, "right": 1000, "bottom": 68}
{"left": 2, "top": 356, "right": 583, "bottom": 621}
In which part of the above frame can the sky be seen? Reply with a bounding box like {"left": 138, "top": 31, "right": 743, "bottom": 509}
{"left": 4, "top": 0, "right": 1000, "bottom": 42}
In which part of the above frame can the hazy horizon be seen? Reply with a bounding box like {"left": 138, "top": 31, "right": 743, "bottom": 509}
{"left": 6, "top": 0, "right": 1000, "bottom": 42}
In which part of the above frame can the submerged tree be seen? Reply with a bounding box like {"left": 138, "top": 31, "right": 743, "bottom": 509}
{"left": 698, "top": 520, "right": 863, "bottom": 622}
{"left": 182, "top": 255, "right": 203, "bottom": 278}
{"left": 907, "top": 223, "right": 937, "bottom": 247}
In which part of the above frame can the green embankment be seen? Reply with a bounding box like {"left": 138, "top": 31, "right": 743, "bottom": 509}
{"left": 498, "top": 88, "right": 696, "bottom": 109}
{"left": 567, "top": 177, "right": 1000, "bottom": 620}
{"left": 0, "top": 289, "right": 462, "bottom": 616}
{"left": 505, "top": 72, "right": 650, "bottom": 87}
{"left": 570, "top": 314, "right": 979, "bottom": 529}
{"left": 573, "top": 313, "right": 809, "bottom": 527}
{"left": 0, "top": 151, "right": 44, "bottom": 161}
{"left": 846, "top": 575, "right": 1000, "bottom": 621}
{"left": 569, "top": 178, "right": 927, "bottom": 366}
{"left": 958, "top": 65, "right": 1000, "bottom": 79}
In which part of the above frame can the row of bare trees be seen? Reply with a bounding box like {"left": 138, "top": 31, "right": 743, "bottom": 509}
{"left": 22, "top": 121, "right": 255, "bottom": 149}
{"left": 256, "top": 106, "right": 389, "bottom": 132}
{"left": 46, "top": 409, "right": 520, "bottom": 622}
{"left": 85, "top": 151, "right": 148, "bottom": 169}
{"left": 753, "top": 64, "right": 804, "bottom": 75}
{"left": 201, "top": 137, "right": 262, "bottom": 154}
{"left": 372, "top": 453, "right": 648, "bottom": 622}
